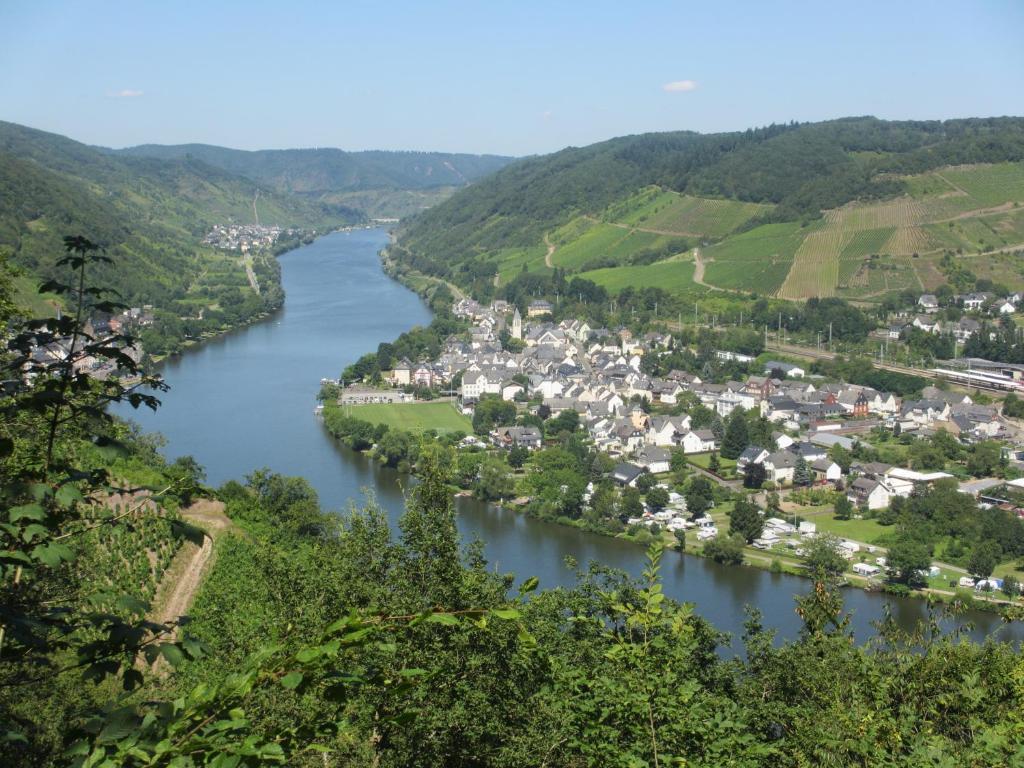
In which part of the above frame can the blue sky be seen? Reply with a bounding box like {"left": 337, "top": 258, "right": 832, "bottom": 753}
{"left": 1, "top": 0, "right": 1022, "bottom": 156}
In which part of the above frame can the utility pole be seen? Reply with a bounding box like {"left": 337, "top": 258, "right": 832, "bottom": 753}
{"left": 828, "top": 321, "right": 833, "bottom": 352}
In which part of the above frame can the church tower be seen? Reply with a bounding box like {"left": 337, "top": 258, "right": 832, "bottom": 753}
{"left": 511, "top": 307, "right": 522, "bottom": 340}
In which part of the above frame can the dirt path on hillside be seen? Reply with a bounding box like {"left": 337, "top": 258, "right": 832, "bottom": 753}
{"left": 691, "top": 247, "right": 724, "bottom": 291}
{"left": 582, "top": 214, "right": 701, "bottom": 238}
{"left": 544, "top": 233, "right": 555, "bottom": 268}
{"left": 152, "top": 500, "right": 230, "bottom": 641}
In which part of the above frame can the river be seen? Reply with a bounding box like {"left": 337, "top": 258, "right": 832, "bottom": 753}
{"left": 115, "top": 228, "right": 1022, "bottom": 651}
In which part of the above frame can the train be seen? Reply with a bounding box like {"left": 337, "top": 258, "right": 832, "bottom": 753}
{"left": 931, "top": 367, "right": 1024, "bottom": 392}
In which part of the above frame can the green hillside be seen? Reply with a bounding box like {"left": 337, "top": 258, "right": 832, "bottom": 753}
{"left": 111, "top": 142, "right": 514, "bottom": 217}
{"left": 0, "top": 121, "right": 362, "bottom": 352}
{"left": 393, "top": 117, "right": 1024, "bottom": 302}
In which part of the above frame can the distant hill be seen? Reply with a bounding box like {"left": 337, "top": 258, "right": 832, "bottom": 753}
{"left": 393, "top": 117, "right": 1024, "bottom": 301}
{"left": 110, "top": 143, "right": 515, "bottom": 218}
{"left": 0, "top": 120, "right": 360, "bottom": 345}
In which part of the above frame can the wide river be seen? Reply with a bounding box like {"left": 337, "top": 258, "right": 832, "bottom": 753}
{"left": 116, "top": 228, "right": 1022, "bottom": 651}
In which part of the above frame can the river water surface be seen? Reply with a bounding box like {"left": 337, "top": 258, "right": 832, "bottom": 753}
{"left": 115, "top": 228, "right": 1023, "bottom": 651}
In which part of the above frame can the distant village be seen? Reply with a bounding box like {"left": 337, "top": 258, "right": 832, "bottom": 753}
{"left": 203, "top": 224, "right": 292, "bottom": 252}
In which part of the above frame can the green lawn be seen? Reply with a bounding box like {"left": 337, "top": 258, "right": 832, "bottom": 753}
{"left": 343, "top": 402, "right": 472, "bottom": 434}
{"left": 800, "top": 509, "right": 891, "bottom": 545}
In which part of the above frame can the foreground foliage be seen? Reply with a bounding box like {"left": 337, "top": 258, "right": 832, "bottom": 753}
{"left": 3, "top": 242, "right": 1024, "bottom": 766}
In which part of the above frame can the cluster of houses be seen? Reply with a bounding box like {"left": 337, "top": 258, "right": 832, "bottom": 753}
{"left": 385, "top": 300, "right": 1014, "bottom": 467}
{"left": 203, "top": 224, "right": 293, "bottom": 252}
{"left": 21, "top": 311, "right": 147, "bottom": 382}
{"left": 898, "top": 291, "right": 1021, "bottom": 342}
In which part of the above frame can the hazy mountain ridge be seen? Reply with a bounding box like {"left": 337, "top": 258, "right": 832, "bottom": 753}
{"left": 110, "top": 142, "right": 515, "bottom": 196}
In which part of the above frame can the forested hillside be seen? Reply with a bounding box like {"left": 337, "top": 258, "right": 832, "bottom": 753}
{"left": 112, "top": 143, "right": 515, "bottom": 218}
{"left": 0, "top": 120, "right": 361, "bottom": 350}
{"left": 394, "top": 117, "right": 1024, "bottom": 301}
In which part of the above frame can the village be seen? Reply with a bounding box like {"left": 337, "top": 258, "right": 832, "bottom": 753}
{"left": 326, "top": 290, "right": 1024, "bottom": 599}
{"left": 202, "top": 223, "right": 291, "bottom": 252}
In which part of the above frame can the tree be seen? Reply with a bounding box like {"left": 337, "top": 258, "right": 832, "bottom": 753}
{"left": 967, "top": 441, "right": 1002, "bottom": 478}
{"left": 474, "top": 456, "right": 515, "bottom": 501}
{"left": 166, "top": 455, "right": 206, "bottom": 506}
{"left": 708, "top": 452, "right": 721, "bottom": 474}
{"left": 801, "top": 534, "right": 848, "bottom": 580}
{"left": 967, "top": 540, "right": 1001, "bottom": 579}
{"left": 685, "top": 476, "right": 714, "bottom": 519}
{"left": 833, "top": 494, "right": 854, "bottom": 521}
{"left": 793, "top": 455, "right": 812, "bottom": 487}
{"left": 646, "top": 485, "right": 669, "bottom": 511}
{"left": 472, "top": 395, "right": 516, "bottom": 435}
{"left": 704, "top": 534, "right": 745, "bottom": 565}
{"left": 507, "top": 445, "right": 529, "bottom": 469}
{"left": 721, "top": 409, "right": 749, "bottom": 459}
{"left": 1002, "top": 574, "right": 1020, "bottom": 597}
{"left": 619, "top": 486, "right": 644, "bottom": 521}
{"left": 886, "top": 535, "right": 932, "bottom": 586}
{"left": 636, "top": 470, "right": 657, "bottom": 493}
{"left": 710, "top": 414, "right": 725, "bottom": 443}
{"left": 743, "top": 462, "right": 767, "bottom": 489}
{"left": 1003, "top": 392, "right": 1024, "bottom": 419}
{"left": 828, "top": 444, "right": 852, "bottom": 473}
{"left": 728, "top": 497, "right": 764, "bottom": 544}
{"left": 673, "top": 528, "right": 686, "bottom": 552}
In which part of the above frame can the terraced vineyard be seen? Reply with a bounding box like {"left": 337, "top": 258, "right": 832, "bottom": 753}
{"left": 776, "top": 162, "right": 1024, "bottom": 299}
{"left": 702, "top": 221, "right": 811, "bottom": 294}
{"left": 608, "top": 187, "right": 772, "bottom": 238}
{"left": 438, "top": 161, "right": 1024, "bottom": 303}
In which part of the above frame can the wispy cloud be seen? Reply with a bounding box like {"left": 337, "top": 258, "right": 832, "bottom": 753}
{"left": 541, "top": 110, "right": 553, "bottom": 121}
{"left": 662, "top": 80, "right": 697, "bottom": 93}
{"left": 110, "top": 89, "right": 144, "bottom": 98}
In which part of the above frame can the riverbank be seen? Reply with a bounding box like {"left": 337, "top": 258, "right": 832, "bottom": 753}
{"left": 317, "top": 400, "right": 1017, "bottom": 617}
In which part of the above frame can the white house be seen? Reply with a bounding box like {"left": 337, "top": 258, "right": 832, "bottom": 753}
{"left": 646, "top": 415, "right": 691, "bottom": 447}
{"left": 763, "top": 450, "right": 798, "bottom": 485}
{"left": 679, "top": 429, "right": 717, "bottom": 454}
{"left": 635, "top": 447, "right": 672, "bottom": 475}
{"left": 848, "top": 477, "right": 892, "bottom": 510}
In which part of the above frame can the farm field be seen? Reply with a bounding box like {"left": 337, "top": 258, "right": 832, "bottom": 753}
{"left": 702, "top": 221, "right": 810, "bottom": 294}
{"left": 492, "top": 245, "right": 549, "bottom": 284}
{"left": 342, "top": 402, "right": 472, "bottom": 434}
{"left": 608, "top": 187, "right": 771, "bottom": 238}
{"left": 577, "top": 256, "right": 698, "bottom": 294}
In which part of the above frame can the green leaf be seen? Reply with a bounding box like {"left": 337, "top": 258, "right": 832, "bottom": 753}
{"left": 55, "top": 483, "right": 84, "bottom": 506}
{"left": 295, "top": 647, "right": 321, "bottom": 663}
{"left": 518, "top": 576, "right": 540, "bottom": 595}
{"left": 159, "top": 644, "right": 185, "bottom": 667}
{"left": 425, "top": 612, "right": 460, "bottom": 626}
{"left": 280, "top": 672, "right": 303, "bottom": 689}
{"left": 33, "top": 542, "right": 73, "bottom": 567}
{"left": 9, "top": 504, "right": 45, "bottom": 523}
{"left": 21, "top": 523, "right": 49, "bottom": 542}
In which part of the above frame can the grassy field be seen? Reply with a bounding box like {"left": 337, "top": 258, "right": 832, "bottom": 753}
{"left": 799, "top": 508, "right": 892, "bottom": 545}
{"left": 578, "top": 257, "right": 697, "bottom": 293}
{"left": 343, "top": 402, "right": 472, "bottom": 434}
